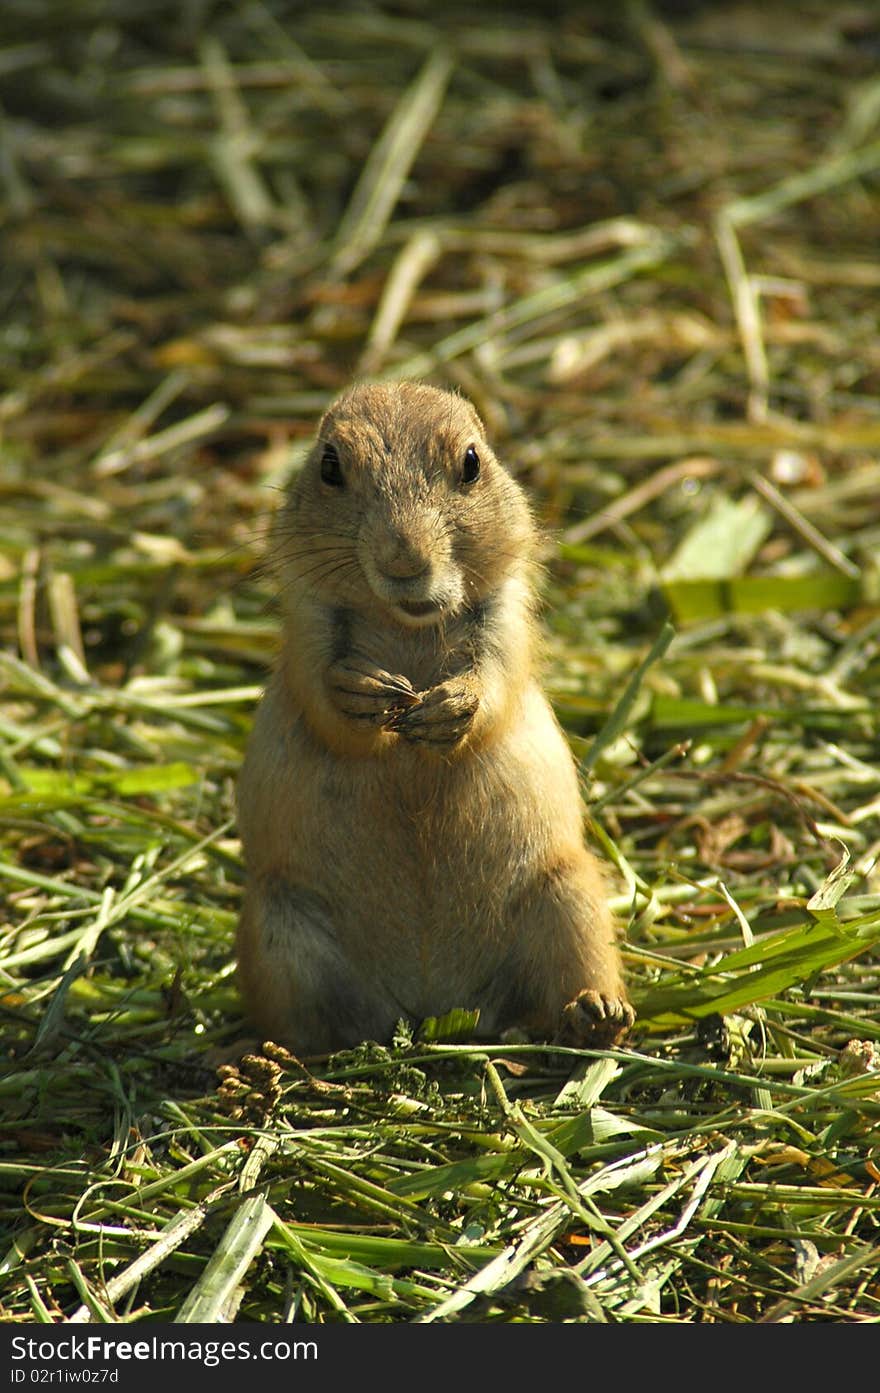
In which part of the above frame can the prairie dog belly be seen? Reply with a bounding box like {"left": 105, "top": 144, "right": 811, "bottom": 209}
{"left": 237, "top": 678, "right": 585, "bottom": 1012}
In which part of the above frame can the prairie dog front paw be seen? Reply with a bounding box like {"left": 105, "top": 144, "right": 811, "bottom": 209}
{"left": 385, "top": 676, "right": 479, "bottom": 747}
{"left": 327, "top": 657, "right": 419, "bottom": 725}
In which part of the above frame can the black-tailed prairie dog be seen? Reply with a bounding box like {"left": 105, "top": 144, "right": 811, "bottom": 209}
{"left": 236, "top": 381, "right": 633, "bottom": 1054}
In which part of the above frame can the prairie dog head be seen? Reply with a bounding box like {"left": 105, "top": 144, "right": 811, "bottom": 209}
{"left": 280, "top": 382, "right": 535, "bottom": 628}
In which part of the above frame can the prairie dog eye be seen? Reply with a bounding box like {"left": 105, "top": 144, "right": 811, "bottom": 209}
{"left": 461, "top": 445, "right": 480, "bottom": 485}
{"left": 320, "top": 443, "right": 344, "bottom": 487}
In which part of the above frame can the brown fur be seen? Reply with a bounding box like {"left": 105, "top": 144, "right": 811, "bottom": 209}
{"left": 236, "top": 381, "right": 633, "bottom": 1053}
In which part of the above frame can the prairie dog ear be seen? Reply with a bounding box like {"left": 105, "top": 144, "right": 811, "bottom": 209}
{"left": 314, "top": 405, "right": 335, "bottom": 444}
{"left": 458, "top": 394, "right": 486, "bottom": 441}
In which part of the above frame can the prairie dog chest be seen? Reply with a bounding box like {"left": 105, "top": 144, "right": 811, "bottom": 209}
{"left": 335, "top": 602, "right": 480, "bottom": 693}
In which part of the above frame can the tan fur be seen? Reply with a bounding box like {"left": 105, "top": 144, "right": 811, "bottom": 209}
{"left": 236, "top": 381, "right": 633, "bottom": 1054}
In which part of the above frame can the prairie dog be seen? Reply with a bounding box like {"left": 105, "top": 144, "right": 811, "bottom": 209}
{"left": 236, "top": 381, "right": 633, "bottom": 1054}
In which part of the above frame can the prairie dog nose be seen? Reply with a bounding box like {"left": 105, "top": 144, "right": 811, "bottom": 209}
{"left": 373, "top": 525, "right": 434, "bottom": 580}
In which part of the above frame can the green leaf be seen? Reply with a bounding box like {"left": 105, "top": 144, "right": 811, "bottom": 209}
{"left": 662, "top": 494, "right": 771, "bottom": 583}
{"left": 417, "top": 1007, "right": 482, "bottom": 1042}
{"left": 15, "top": 763, "right": 200, "bottom": 798}
{"left": 582, "top": 622, "right": 675, "bottom": 771}
{"left": 663, "top": 572, "right": 860, "bottom": 623}
{"left": 636, "top": 906, "right": 880, "bottom": 1027}
{"left": 649, "top": 695, "right": 866, "bottom": 730}
{"left": 175, "top": 1193, "right": 273, "bottom": 1323}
